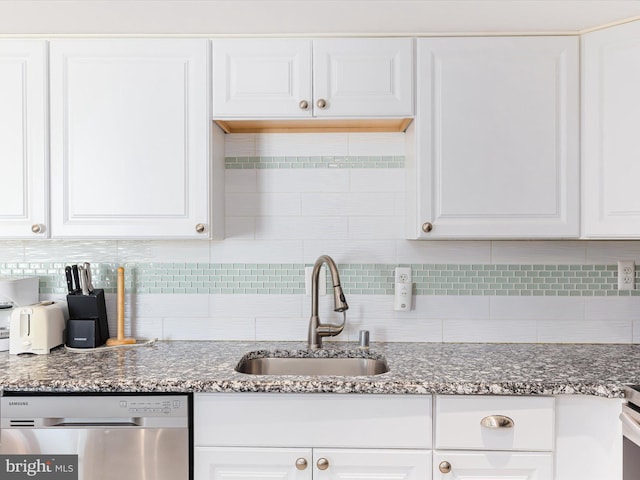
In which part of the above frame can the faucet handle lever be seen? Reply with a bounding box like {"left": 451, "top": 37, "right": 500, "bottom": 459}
{"left": 317, "top": 312, "right": 346, "bottom": 337}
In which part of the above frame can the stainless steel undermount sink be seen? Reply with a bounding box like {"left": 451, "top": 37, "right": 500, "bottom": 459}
{"left": 235, "top": 355, "right": 389, "bottom": 376}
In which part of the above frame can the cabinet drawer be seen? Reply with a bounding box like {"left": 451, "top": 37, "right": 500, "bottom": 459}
{"left": 435, "top": 396, "right": 554, "bottom": 451}
{"left": 195, "top": 393, "right": 432, "bottom": 449}
{"left": 433, "top": 451, "right": 553, "bottom": 479}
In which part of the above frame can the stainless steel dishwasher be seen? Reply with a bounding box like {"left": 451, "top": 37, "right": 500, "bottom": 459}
{"left": 622, "top": 385, "right": 640, "bottom": 480}
{"left": 0, "top": 393, "right": 191, "bottom": 480}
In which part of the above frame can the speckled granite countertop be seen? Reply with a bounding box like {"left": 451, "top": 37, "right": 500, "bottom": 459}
{"left": 0, "top": 341, "right": 637, "bottom": 398}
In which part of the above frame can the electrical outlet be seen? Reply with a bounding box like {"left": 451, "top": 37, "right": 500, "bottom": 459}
{"left": 618, "top": 260, "right": 636, "bottom": 291}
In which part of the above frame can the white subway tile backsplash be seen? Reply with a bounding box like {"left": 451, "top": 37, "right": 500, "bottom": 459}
{"left": 225, "top": 134, "right": 256, "bottom": 157}
{"left": 584, "top": 296, "right": 640, "bottom": 321}
{"left": 256, "top": 169, "right": 350, "bottom": 193}
{"left": 347, "top": 132, "right": 405, "bottom": 156}
{"left": 586, "top": 241, "right": 640, "bottom": 264}
{"left": 443, "top": 319, "right": 538, "bottom": 343}
{"left": 209, "top": 294, "right": 303, "bottom": 318}
{"left": 413, "top": 295, "right": 491, "bottom": 320}
{"left": 225, "top": 169, "right": 257, "bottom": 193}
{"left": 226, "top": 193, "right": 302, "bottom": 217}
{"left": 537, "top": 319, "right": 632, "bottom": 344}
{"left": 211, "top": 239, "right": 304, "bottom": 263}
{"left": 302, "top": 239, "right": 397, "bottom": 264}
{"left": 130, "top": 294, "right": 210, "bottom": 318}
{"left": 255, "top": 316, "right": 308, "bottom": 341}
{"left": 301, "top": 192, "right": 397, "bottom": 217}
{"left": 348, "top": 216, "right": 405, "bottom": 239}
{"left": 346, "top": 316, "right": 443, "bottom": 343}
{"left": 255, "top": 216, "right": 348, "bottom": 240}
{"left": 634, "top": 320, "right": 640, "bottom": 343}
{"left": 396, "top": 240, "right": 492, "bottom": 264}
{"left": 163, "top": 317, "right": 256, "bottom": 341}
{"left": 491, "top": 241, "right": 587, "bottom": 264}
{"left": 0, "top": 241, "right": 24, "bottom": 263}
{"left": 350, "top": 169, "right": 405, "bottom": 192}
{"left": 25, "top": 240, "right": 118, "bottom": 263}
{"left": 117, "top": 240, "right": 210, "bottom": 263}
{"left": 130, "top": 317, "right": 163, "bottom": 340}
{"left": 490, "top": 296, "right": 585, "bottom": 320}
{"left": 254, "top": 133, "right": 348, "bottom": 156}
{"left": 224, "top": 217, "right": 255, "bottom": 239}
{"left": 225, "top": 193, "right": 260, "bottom": 216}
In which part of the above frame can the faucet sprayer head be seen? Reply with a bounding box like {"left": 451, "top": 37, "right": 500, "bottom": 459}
{"left": 333, "top": 285, "right": 349, "bottom": 312}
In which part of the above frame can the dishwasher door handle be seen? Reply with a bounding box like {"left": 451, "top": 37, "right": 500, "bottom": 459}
{"left": 621, "top": 411, "right": 640, "bottom": 446}
{"left": 45, "top": 417, "right": 143, "bottom": 427}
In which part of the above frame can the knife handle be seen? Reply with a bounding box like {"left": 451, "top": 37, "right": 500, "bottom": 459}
{"left": 64, "top": 266, "right": 74, "bottom": 294}
{"left": 79, "top": 266, "right": 90, "bottom": 296}
{"left": 71, "top": 264, "right": 81, "bottom": 294}
{"left": 83, "top": 262, "right": 94, "bottom": 293}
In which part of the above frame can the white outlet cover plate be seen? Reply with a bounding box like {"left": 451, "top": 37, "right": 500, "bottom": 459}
{"left": 618, "top": 260, "right": 635, "bottom": 291}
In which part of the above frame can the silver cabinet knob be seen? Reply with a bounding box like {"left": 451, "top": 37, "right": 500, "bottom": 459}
{"left": 195, "top": 223, "right": 206, "bottom": 234}
{"left": 439, "top": 461, "right": 452, "bottom": 474}
{"left": 422, "top": 222, "right": 433, "bottom": 233}
{"left": 481, "top": 415, "right": 514, "bottom": 429}
{"left": 299, "top": 100, "right": 309, "bottom": 110}
{"left": 316, "top": 458, "right": 329, "bottom": 470}
{"left": 295, "top": 458, "right": 308, "bottom": 470}
{"left": 316, "top": 98, "right": 327, "bottom": 109}
{"left": 31, "top": 224, "right": 44, "bottom": 234}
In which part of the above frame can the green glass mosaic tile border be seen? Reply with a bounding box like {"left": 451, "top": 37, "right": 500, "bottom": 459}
{"left": 225, "top": 155, "right": 405, "bottom": 169}
{"left": 2, "top": 263, "right": 638, "bottom": 297}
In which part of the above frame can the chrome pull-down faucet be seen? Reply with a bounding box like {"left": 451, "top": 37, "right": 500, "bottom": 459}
{"left": 308, "top": 255, "right": 348, "bottom": 350}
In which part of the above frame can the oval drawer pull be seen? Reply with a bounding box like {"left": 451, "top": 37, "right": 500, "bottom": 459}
{"left": 480, "top": 414, "right": 514, "bottom": 429}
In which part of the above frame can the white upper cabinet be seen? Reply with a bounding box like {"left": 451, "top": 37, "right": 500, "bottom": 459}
{"left": 212, "top": 38, "right": 413, "bottom": 118}
{"left": 0, "top": 40, "right": 48, "bottom": 238}
{"left": 582, "top": 21, "right": 640, "bottom": 238}
{"left": 49, "top": 38, "right": 214, "bottom": 239}
{"left": 408, "top": 36, "right": 580, "bottom": 239}
{"left": 212, "top": 39, "right": 312, "bottom": 118}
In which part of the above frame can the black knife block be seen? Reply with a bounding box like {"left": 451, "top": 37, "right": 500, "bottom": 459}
{"left": 66, "top": 289, "right": 110, "bottom": 348}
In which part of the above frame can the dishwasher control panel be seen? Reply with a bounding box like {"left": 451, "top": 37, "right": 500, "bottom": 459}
{"left": 120, "top": 397, "right": 184, "bottom": 416}
{"left": 1, "top": 394, "right": 190, "bottom": 426}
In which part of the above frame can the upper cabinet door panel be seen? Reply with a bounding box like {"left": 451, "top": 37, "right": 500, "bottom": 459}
{"left": 410, "top": 36, "right": 579, "bottom": 239}
{"left": 50, "top": 39, "right": 211, "bottom": 238}
{"left": 313, "top": 38, "right": 414, "bottom": 117}
{"left": 212, "top": 39, "right": 312, "bottom": 117}
{"left": 0, "top": 40, "right": 48, "bottom": 238}
{"left": 582, "top": 21, "right": 640, "bottom": 238}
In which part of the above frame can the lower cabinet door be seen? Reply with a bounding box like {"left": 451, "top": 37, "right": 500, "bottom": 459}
{"left": 313, "top": 448, "right": 431, "bottom": 480}
{"left": 195, "top": 447, "right": 313, "bottom": 480}
{"left": 433, "top": 451, "right": 553, "bottom": 479}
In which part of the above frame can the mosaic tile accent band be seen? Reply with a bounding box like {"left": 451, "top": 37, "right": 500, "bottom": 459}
{"left": 225, "top": 155, "right": 405, "bottom": 169}
{"left": 1, "top": 263, "right": 638, "bottom": 297}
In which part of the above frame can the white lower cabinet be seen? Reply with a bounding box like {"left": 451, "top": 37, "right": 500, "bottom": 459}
{"left": 434, "top": 395, "right": 555, "bottom": 480}
{"left": 433, "top": 451, "right": 553, "bottom": 479}
{"left": 195, "top": 447, "right": 430, "bottom": 480}
{"left": 197, "top": 394, "right": 628, "bottom": 480}
{"left": 194, "top": 393, "right": 433, "bottom": 480}
{"left": 195, "top": 447, "right": 313, "bottom": 480}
